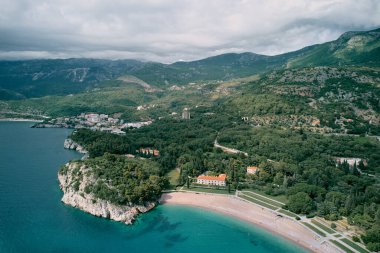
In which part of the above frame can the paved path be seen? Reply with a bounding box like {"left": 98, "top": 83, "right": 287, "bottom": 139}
{"left": 236, "top": 190, "right": 369, "bottom": 253}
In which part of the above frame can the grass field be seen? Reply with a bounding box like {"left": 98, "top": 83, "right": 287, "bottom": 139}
{"left": 238, "top": 194, "right": 278, "bottom": 210}
{"left": 242, "top": 191, "right": 284, "bottom": 208}
{"left": 278, "top": 209, "right": 300, "bottom": 219}
{"left": 341, "top": 238, "right": 370, "bottom": 253}
{"left": 301, "top": 222, "right": 326, "bottom": 237}
{"left": 184, "top": 187, "right": 234, "bottom": 195}
{"left": 311, "top": 220, "right": 335, "bottom": 234}
{"left": 167, "top": 169, "right": 180, "bottom": 187}
{"left": 244, "top": 189, "right": 288, "bottom": 203}
{"left": 331, "top": 240, "right": 355, "bottom": 253}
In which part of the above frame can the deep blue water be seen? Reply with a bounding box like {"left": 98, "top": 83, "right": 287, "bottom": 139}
{"left": 0, "top": 121, "right": 308, "bottom": 253}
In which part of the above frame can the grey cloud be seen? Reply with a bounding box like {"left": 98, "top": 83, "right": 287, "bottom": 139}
{"left": 0, "top": 0, "right": 379, "bottom": 63}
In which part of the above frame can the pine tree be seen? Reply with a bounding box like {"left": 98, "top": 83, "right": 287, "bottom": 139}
{"left": 283, "top": 175, "right": 288, "bottom": 188}
{"left": 353, "top": 162, "right": 360, "bottom": 176}
{"left": 358, "top": 160, "right": 365, "bottom": 171}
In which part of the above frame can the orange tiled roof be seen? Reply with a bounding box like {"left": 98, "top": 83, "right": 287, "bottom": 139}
{"left": 247, "top": 166, "right": 258, "bottom": 170}
{"left": 197, "top": 174, "right": 226, "bottom": 181}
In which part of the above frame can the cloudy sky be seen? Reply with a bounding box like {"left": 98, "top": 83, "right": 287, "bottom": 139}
{"left": 0, "top": 0, "right": 379, "bottom": 63}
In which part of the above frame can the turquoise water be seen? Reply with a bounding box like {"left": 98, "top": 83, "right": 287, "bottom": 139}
{"left": 0, "top": 122, "right": 308, "bottom": 253}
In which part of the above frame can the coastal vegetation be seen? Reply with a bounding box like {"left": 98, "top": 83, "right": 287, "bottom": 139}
{"left": 60, "top": 154, "right": 168, "bottom": 205}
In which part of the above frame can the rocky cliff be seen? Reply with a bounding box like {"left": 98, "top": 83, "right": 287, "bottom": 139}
{"left": 64, "top": 138, "right": 87, "bottom": 154}
{"left": 58, "top": 162, "right": 156, "bottom": 224}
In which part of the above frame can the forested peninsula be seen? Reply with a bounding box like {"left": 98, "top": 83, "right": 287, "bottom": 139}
{"left": 59, "top": 154, "right": 167, "bottom": 224}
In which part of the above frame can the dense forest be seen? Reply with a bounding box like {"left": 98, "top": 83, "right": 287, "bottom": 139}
{"left": 69, "top": 109, "right": 235, "bottom": 174}
{"left": 218, "top": 126, "right": 380, "bottom": 251}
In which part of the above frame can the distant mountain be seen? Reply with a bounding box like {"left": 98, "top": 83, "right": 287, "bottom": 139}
{"left": 0, "top": 28, "right": 378, "bottom": 99}
{"left": 130, "top": 28, "right": 380, "bottom": 85}
{"left": 0, "top": 59, "right": 144, "bottom": 99}
{"left": 125, "top": 53, "right": 283, "bottom": 86}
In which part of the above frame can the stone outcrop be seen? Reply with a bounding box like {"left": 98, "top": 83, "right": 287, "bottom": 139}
{"left": 58, "top": 162, "right": 155, "bottom": 225}
{"left": 64, "top": 138, "right": 87, "bottom": 154}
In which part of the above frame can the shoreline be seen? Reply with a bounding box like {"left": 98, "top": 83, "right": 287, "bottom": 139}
{"left": 0, "top": 118, "right": 43, "bottom": 122}
{"left": 160, "top": 192, "right": 340, "bottom": 253}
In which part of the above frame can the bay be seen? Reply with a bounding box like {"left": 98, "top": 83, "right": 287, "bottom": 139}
{"left": 0, "top": 121, "right": 307, "bottom": 253}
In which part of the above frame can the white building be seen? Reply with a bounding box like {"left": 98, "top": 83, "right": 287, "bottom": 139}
{"left": 196, "top": 174, "right": 226, "bottom": 186}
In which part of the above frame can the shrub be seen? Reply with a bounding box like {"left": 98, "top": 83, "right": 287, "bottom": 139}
{"left": 73, "top": 181, "right": 80, "bottom": 191}
{"left": 352, "top": 236, "right": 360, "bottom": 243}
{"left": 287, "top": 192, "right": 313, "bottom": 214}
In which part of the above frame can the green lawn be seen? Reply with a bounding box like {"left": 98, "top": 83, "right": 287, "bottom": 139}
{"left": 244, "top": 189, "right": 288, "bottom": 203}
{"left": 331, "top": 240, "right": 355, "bottom": 253}
{"left": 278, "top": 209, "right": 300, "bottom": 219}
{"left": 341, "top": 238, "right": 370, "bottom": 253}
{"left": 301, "top": 222, "right": 326, "bottom": 237}
{"left": 167, "top": 169, "right": 180, "bottom": 187}
{"left": 311, "top": 220, "right": 335, "bottom": 234}
{"left": 238, "top": 194, "right": 278, "bottom": 210}
{"left": 242, "top": 191, "right": 284, "bottom": 208}
{"left": 184, "top": 187, "right": 234, "bottom": 195}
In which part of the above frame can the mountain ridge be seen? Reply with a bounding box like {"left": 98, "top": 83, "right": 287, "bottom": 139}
{"left": 0, "top": 27, "right": 379, "bottom": 99}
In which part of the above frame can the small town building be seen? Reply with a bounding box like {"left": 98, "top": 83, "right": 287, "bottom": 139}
{"left": 196, "top": 174, "right": 226, "bottom": 186}
{"left": 247, "top": 166, "right": 259, "bottom": 174}
{"left": 137, "top": 148, "right": 160, "bottom": 157}
{"left": 123, "top": 121, "right": 153, "bottom": 128}
{"left": 85, "top": 113, "right": 100, "bottom": 123}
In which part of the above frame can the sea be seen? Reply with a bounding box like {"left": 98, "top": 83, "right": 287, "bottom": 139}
{"left": 0, "top": 121, "right": 307, "bottom": 253}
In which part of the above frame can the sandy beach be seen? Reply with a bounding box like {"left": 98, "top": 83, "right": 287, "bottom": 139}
{"left": 160, "top": 192, "right": 340, "bottom": 253}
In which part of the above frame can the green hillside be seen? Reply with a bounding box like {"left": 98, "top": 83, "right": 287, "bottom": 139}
{"left": 288, "top": 28, "right": 380, "bottom": 67}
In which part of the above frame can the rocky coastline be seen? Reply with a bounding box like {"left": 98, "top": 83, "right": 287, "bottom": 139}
{"left": 58, "top": 162, "right": 156, "bottom": 225}
{"left": 63, "top": 138, "right": 88, "bottom": 157}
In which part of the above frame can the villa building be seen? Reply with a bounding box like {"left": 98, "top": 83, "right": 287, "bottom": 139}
{"left": 247, "top": 166, "right": 259, "bottom": 174}
{"left": 196, "top": 174, "right": 226, "bottom": 186}
{"left": 334, "top": 157, "right": 366, "bottom": 167}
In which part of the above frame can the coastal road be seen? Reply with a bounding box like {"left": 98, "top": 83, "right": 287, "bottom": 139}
{"left": 214, "top": 138, "right": 248, "bottom": 157}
